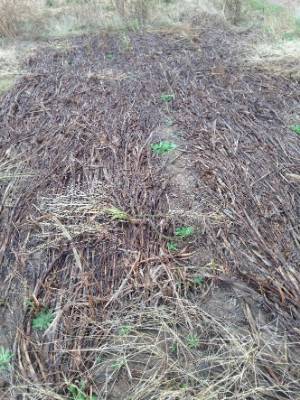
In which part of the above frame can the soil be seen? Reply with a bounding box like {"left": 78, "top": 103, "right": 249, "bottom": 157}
{"left": 0, "top": 15, "right": 299, "bottom": 399}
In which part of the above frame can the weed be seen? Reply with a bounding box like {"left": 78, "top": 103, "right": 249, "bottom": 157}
{"left": 106, "top": 52, "right": 114, "bottom": 60}
{"left": 193, "top": 276, "right": 205, "bottom": 286}
{"left": 25, "top": 298, "right": 36, "bottom": 311}
{"left": 160, "top": 93, "right": 175, "bottom": 102}
{"left": 67, "top": 382, "right": 97, "bottom": 400}
{"left": 179, "top": 383, "right": 188, "bottom": 390}
{"left": 175, "top": 226, "right": 194, "bottom": 238}
{"left": 290, "top": 124, "right": 300, "bottom": 135}
{"left": 118, "top": 325, "right": 132, "bottom": 336}
{"left": 105, "top": 206, "right": 130, "bottom": 221}
{"left": 151, "top": 141, "right": 177, "bottom": 155}
{"left": 95, "top": 356, "right": 103, "bottom": 364}
{"left": 32, "top": 309, "right": 54, "bottom": 331}
{"left": 46, "top": 0, "right": 55, "bottom": 7}
{"left": 164, "top": 117, "right": 174, "bottom": 127}
{"left": 171, "top": 342, "right": 178, "bottom": 354}
{"left": 186, "top": 334, "right": 199, "bottom": 349}
{"left": 167, "top": 241, "right": 178, "bottom": 252}
{"left": 0, "top": 347, "right": 13, "bottom": 370}
{"left": 112, "top": 358, "right": 125, "bottom": 371}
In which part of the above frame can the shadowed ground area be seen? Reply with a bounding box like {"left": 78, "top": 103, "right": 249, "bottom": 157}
{"left": 0, "top": 17, "right": 300, "bottom": 400}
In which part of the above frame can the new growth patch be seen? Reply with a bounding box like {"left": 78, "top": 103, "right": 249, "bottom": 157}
{"left": 151, "top": 141, "right": 177, "bottom": 155}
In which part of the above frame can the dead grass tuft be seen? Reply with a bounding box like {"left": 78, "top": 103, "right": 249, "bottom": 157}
{"left": 0, "top": 0, "right": 40, "bottom": 38}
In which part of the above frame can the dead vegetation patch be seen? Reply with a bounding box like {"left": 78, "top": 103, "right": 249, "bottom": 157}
{"left": 0, "top": 19, "right": 300, "bottom": 399}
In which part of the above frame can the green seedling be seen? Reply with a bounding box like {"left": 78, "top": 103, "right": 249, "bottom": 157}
{"left": 175, "top": 226, "right": 194, "bottom": 238}
{"left": 160, "top": 93, "right": 175, "bottom": 103}
{"left": 290, "top": 125, "right": 300, "bottom": 135}
{"left": 186, "top": 334, "right": 199, "bottom": 349}
{"left": 0, "top": 347, "right": 13, "bottom": 370}
{"left": 112, "top": 359, "right": 125, "bottom": 371}
{"left": 164, "top": 117, "right": 174, "bottom": 127}
{"left": 171, "top": 342, "right": 178, "bottom": 354}
{"left": 151, "top": 141, "right": 177, "bottom": 155}
{"left": 32, "top": 309, "right": 55, "bottom": 331}
{"left": 105, "top": 207, "right": 129, "bottom": 222}
{"left": 95, "top": 356, "right": 103, "bottom": 365}
{"left": 118, "top": 325, "right": 131, "bottom": 336}
{"left": 67, "top": 382, "right": 97, "bottom": 400}
{"left": 193, "top": 276, "right": 205, "bottom": 286}
{"left": 167, "top": 241, "right": 178, "bottom": 252}
{"left": 179, "top": 383, "right": 189, "bottom": 390}
{"left": 106, "top": 53, "right": 114, "bottom": 60}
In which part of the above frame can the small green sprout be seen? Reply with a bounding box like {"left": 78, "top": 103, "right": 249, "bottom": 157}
{"left": 106, "top": 53, "right": 114, "bottom": 60}
{"left": 32, "top": 309, "right": 55, "bottom": 331}
{"left": 186, "top": 334, "right": 199, "bottom": 349}
{"left": 179, "top": 383, "right": 189, "bottom": 390}
{"left": 167, "top": 241, "right": 178, "bottom": 252}
{"left": 25, "top": 298, "right": 36, "bottom": 311}
{"left": 67, "top": 382, "right": 97, "bottom": 400}
{"left": 160, "top": 93, "right": 175, "bottom": 103}
{"left": 171, "top": 342, "right": 178, "bottom": 354}
{"left": 290, "top": 125, "right": 300, "bottom": 135}
{"left": 164, "top": 117, "right": 174, "bottom": 127}
{"left": 118, "top": 325, "right": 131, "bottom": 336}
{"left": 112, "top": 359, "right": 125, "bottom": 371}
{"left": 105, "top": 207, "right": 129, "bottom": 222}
{"left": 193, "top": 276, "right": 205, "bottom": 286}
{"left": 151, "top": 141, "right": 177, "bottom": 155}
{"left": 0, "top": 347, "right": 13, "bottom": 370}
{"left": 175, "top": 226, "right": 194, "bottom": 238}
{"left": 95, "top": 356, "right": 103, "bottom": 365}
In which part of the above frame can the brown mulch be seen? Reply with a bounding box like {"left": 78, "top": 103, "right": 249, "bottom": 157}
{"left": 0, "top": 20, "right": 300, "bottom": 397}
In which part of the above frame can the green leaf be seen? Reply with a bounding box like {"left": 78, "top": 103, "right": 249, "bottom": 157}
{"left": 106, "top": 53, "right": 114, "bottom": 60}
{"left": 118, "top": 325, "right": 131, "bottom": 336}
{"left": 160, "top": 93, "right": 175, "bottom": 102}
{"left": 193, "top": 276, "right": 205, "bottom": 286}
{"left": 186, "top": 334, "right": 199, "bottom": 349}
{"left": 0, "top": 347, "right": 13, "bottom": 370}
{"left": 167, "top": 241, "right": 178, "bottom": 252}
{"left": 175, "top": 226, "right": 194, "bottom": 238}
{"left": 151, "top": 141, "right": 177, "bottom": 155}
{"left": 105, "top": 207, "right": 129, "bottom": 221}
{"left": 32, "top": 309, "right": 55, "bottom": 331}
{"left": 290, "top": 124, "right": 300, "bottom": 135}
{"left": 112, "top": 359, "right": 125, "bottom": 370}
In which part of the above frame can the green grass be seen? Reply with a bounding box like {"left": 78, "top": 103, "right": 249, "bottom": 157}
{"left": 186, "top": 334, "right": 199, "bottom": 349}
{"left": 112, "top": 358, "right": 125, "bottom": 371}
{"left": 193, "top": 276, "right": 205, "bottom": 286}
{"left": 160, "top": 93, "right": 175, "bottom": 102}
{"left": 175, "top": 226, "right": 194, "bottom": 238}
{"left": 32, "top": 309, "right": 55, "bottom": 331}
{"left": 248, "top": 0, "right": 283, "bottom": 15}
{"left": 167, "top": 241, "right": 178, "bottom": 252}
{"left": 290, "top": 124, "right": 300, "bottom": 135}
{"left": 0, "top": 347, "right": 13, "bottom": 370}
{"left": 118, "top": 325, "right": 132, "bottom": 336}
{"left": 67, "top": 382, "right": 97, "bottom": 400}
{"left": 151, "top": 141, "right": 177, "bottom": 155}
{"left": 105, "top": 206, "right": 130, "bottom": 222}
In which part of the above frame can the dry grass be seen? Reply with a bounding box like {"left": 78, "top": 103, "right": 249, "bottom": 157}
{"left": 10, "top": 304, "right": 300, "bottom": 399}
{"left": 0, "top": 0, "right": 43, "bottom": 38}
{"left": 0, "top": 2, "right": 300, "bottom": 400}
